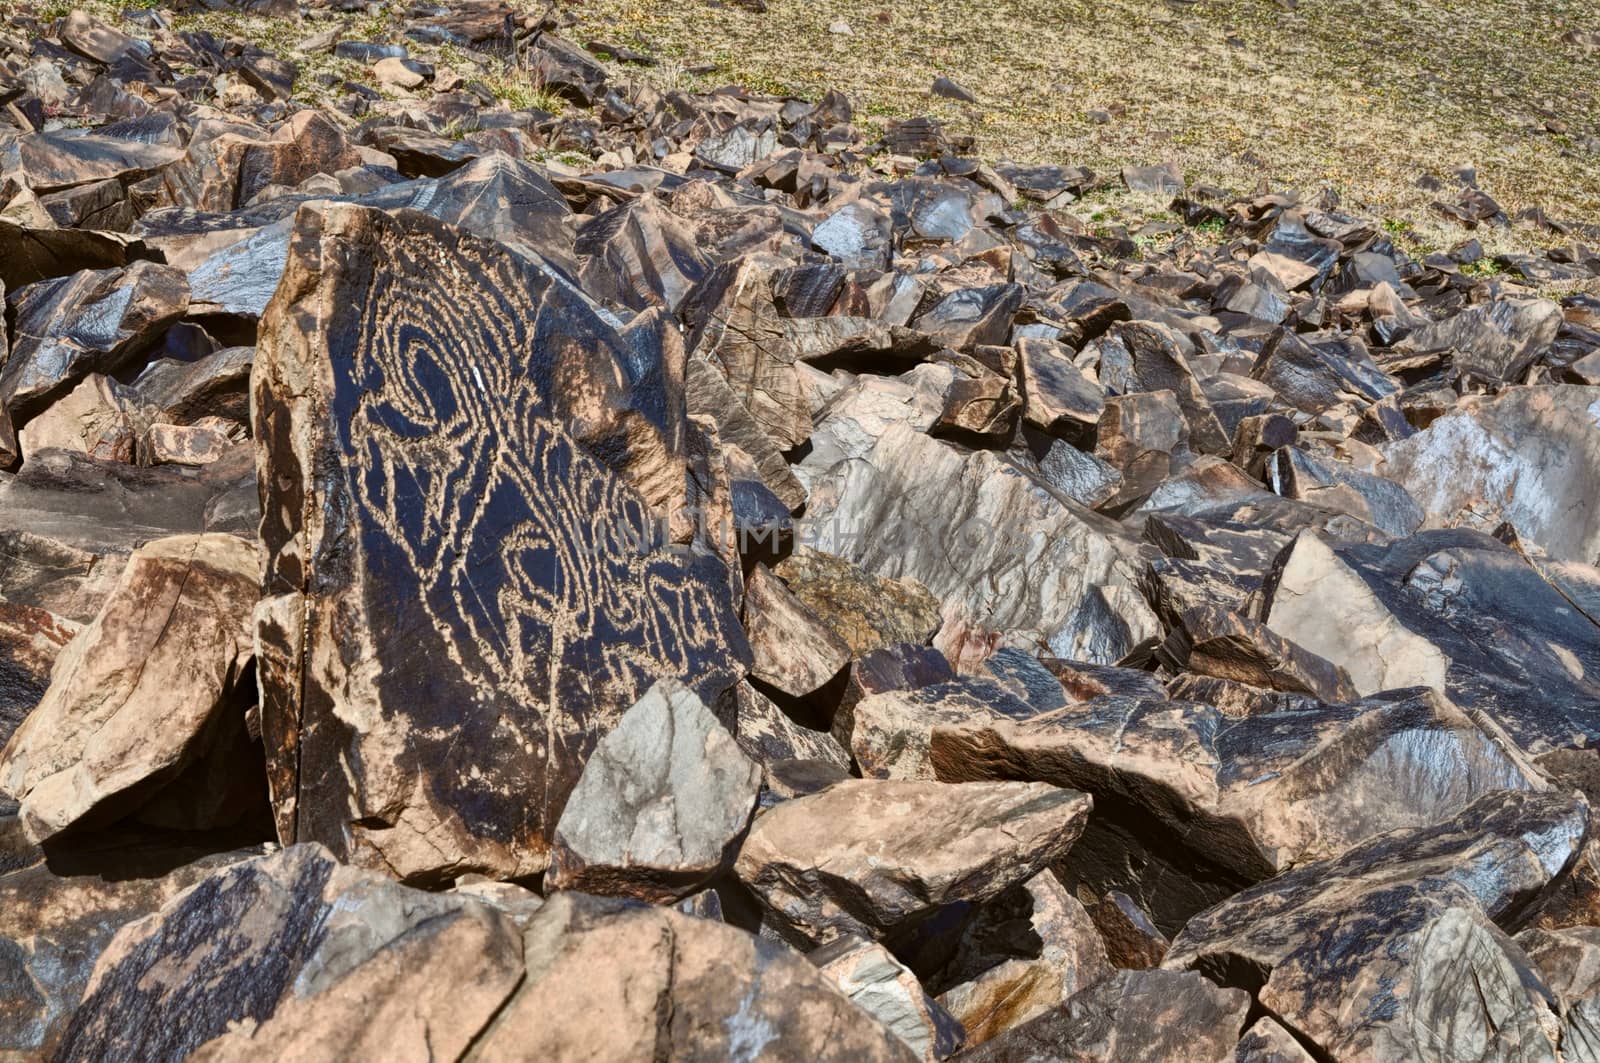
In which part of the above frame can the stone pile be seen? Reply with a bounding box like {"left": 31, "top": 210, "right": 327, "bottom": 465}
{"left": 1, "top": 3, "right": 1600, "bottom": 1061}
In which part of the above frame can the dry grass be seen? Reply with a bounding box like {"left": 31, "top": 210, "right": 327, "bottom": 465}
{"left": 565, "top": 0, "right": 1600, "bottom": 252}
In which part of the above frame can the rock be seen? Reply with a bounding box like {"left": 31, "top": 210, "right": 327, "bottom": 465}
{"left": 1516, "top": 925, "right": 1600, "bottom": 1057}
{"left": 931, "top": 77, "right": 977, "bottom": 104}
{"left": 960, "top": 968, "right": 1250, "bottom": 1062}
{"left": 734, "top": 778, "right": 1092, "bottom": 946}
{"left": 1093, "top": 390, "right": 1188, "bottom": 508}
{"left": 1087, "top": 891, "right": 1168, "bottom": 969}
{"left": 1163, "top": 789, "right": 1587, "bottom": 1061}
{"left": 849, "top": 674, "right": 1050, "bottom": 780}
{"left": 128, "top": 346, "right": 253, "bottom": 426}
{"left": 805, "top": 422, "right": 1140, "bottom": 656}
{"left": 1262, "top": 527, "right": 1600, "bottom": 753}
{"left": 1395, "top": 296, "right": 1563, "bottom": 382}
{"left": 1381, "top": 386, "right": 1600, "bottom": 565}
{"left": 1, "top": 131, "right": 181, "bottom": 195}
{"left": 0, "top": 447, "right": 258, "bottom": 621}
{"left": 744, "top": 563, "right": 852, "bottom": 700}
{"left": 735, "top": 680, "right": 852, "bottom": 772}
{"left": 0, "top": 844, "right": 253, "bottom": 1058}
{"left": 54, "top": 844, "right": 527, "bottom": 1062}
{"left": 1121, "top": 162, "right": 1184, "bottom": 196}
{"left": 546, "top": 679, "right": 760, "bottom": 901}
{"left": 575, "top": 195, "right": 709, "bottom": 313}
{"left": 683, "top": 256, "right": 814, "bottom": 449}
{"left": 1016, "top": 336, "right": 1103, "bottom": 442}
{"left": 772, "top": 547, "right": 942, "bottom": 657}
{"left": 253, "top": 204, "right": 749, "bottom": 881}
{"left": 930, "top": 687, "right": 1546, "bottom": 931}
{"left": 686, "top": 356, "right": 806, "bottom": 514}
{"left": 935, "top": 871, "right": 1112, "bottom": 1046}
{"left": 0, "top": 603, "right": 78, "bottom": 748}
{"left": 1232, "top": 1018, "right": 1318, "bottom": 1062}
{"left": 16, "top": 374, "right": 140, "bottom": 463}
{"left": 811, "top": 936, "right": 966, "bottom": 1060}
{"left": 0, "top": 534, "right": 258, "bottom": 842}
{"left": 464, "top": 890, "right": 915, "bottom": 1061}
{"left": 3, "top": 262, "right": 189, "bottom": 418}
{"left": 142, "top": 420, "right": 239, "bottom": 466}
{"left": 372, "top": 56, "right": 426, "bottom": 90}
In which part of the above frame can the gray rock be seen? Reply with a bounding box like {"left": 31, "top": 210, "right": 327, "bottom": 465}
{"left": 547, "top": 679, "right": 760, "bottom": 901}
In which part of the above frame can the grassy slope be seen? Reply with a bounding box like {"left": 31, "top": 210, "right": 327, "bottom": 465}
{"left": 7, "top": 0, "right": 1597, "bottom": 255}
{"left": 566, "top": 0, "right": 1599, "bottom": 251}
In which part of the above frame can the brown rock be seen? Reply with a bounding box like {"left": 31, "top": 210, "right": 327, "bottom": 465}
{"left": 1087, "top": 891, "right": 1168, "bottom": 969}
{"left": 734, "top": 778, "right": 1092, "bottom": 946}
{"left": 16, "top": 375, "right": 140, "bottom": 463}
{"left": 0, "top": 534, "right": 258, "bottom": 841}
{"left": 773, "top": 547, "right": 941, "bottom": 657}
{"left": 744, "top": 563, "right": 852, "bottom": 700}
{"left": 0, "top": 603, "right": 79, "bottom": 749}
{"left": 811, "top": 935, "right": 966, "bottom": 1060}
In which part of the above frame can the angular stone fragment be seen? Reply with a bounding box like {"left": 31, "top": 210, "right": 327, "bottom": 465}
{"left": 468, "top": 891, "right": 915, "bottom": 1061}
{"left": 0, "top": 604, "right": 78, "bottom": 747}
{"left": 1, "top": 131, "right": 181, "bottom": 195}
{"left": 575, "top": 194, "right": 708, "bottom": 313}
{"left": 1163, "top": 790, "right": 1588, "bottom": 1061}
{"left": 1263, "top": 527, "right": 1600, "bottom": 753}
{"left": 961, "top": 968, "right": 1250, "bottom": 1063}
{"left": 1396, "top": 296, "right": 1563, "bottom": 382}
{"left": 253, "top": 204, "right": 749, "bottom": 880}
{"left": 129, "top": 346, "right": 253, "bottom": 426}
{"left": 931, "top": 688, "right": 1545, "bottom": 931}
{"left": 735, "top": 778, "right": 1092, "bottom": 946}
{"left": 685, "top": 356, "right": 806, "bottom": 512}
{"left": 1016, "top": 336, "right": 1103, "bottom": 441}
{"left": 734, "top": 680, "right": 852, "bottom": 771}
{"left": 1381, "top": 385, "right": 1600, "bottom": 564}
{"left": 16, "top": 374, "right": 140, "bottom": 463}
{"left": 936, "top": 871, "right": 1112, "bottom": 1046}
{"left": 0, "top": 448, "right": 258, "bottom": 622}
{"left": 0, "top": 845, "right": 252, "bottom": 1058}
{"left": 547, "top": 679, "right": 759, "bottom": 901}
{"left": 683, "top": 255, "right": 813, "bottom": 448}
{"left": 0, "top": 534, "right": 257, "bottom": 841}
{"left": 1516, "top": 925, "right": 1600, "bottom": 1057}
{"left": 773, "top": 546, "right": 941, "bottom": 657}
{"left": 850, "top": 675, "right": 1049, "bottom": 780}
{"left": 806, "top": 422, "right": 1139, "bottom": 655}
{"left": 1233, "top": 1018, "right": 1318, "bottom": 1062}
{"left": 143, "top": 420, "right": 238, "bottom": 466}
{"left": 811, "top": 936, "right": 966, "bottom": 1061}
{"left": 3, "top": 262, "right": 189, "bottom": 417}
{"left": 744, "top": 563, "right": 852, "bottom": 700}
{"left": 55, "top": 844, "right": 526, "bottom": 1062}
{"left": 1087, "top": 891, "right": 1168, "bottom": 969}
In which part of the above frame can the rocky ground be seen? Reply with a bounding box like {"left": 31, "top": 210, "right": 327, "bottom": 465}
{"left": 1, "top": 3, "right": 1600, "bottom": 1061}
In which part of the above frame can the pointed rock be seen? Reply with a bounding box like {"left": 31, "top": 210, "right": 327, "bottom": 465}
{"left": 547, "top": 679, "right": 760, "bottom": 901}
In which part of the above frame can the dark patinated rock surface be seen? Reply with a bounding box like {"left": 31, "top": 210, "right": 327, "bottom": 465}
{"left": 253, "top": 204, "right": 749, "bottom": 881}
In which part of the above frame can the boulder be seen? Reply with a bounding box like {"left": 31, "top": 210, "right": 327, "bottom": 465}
{"left": 1381, "top": 386, "right": 1600, "bottom": 564}
{"left": 744, "top": 563, "right": 852, "bottom": 701}
{"left": 772, "top": 547, "right": 941, "bottom": 657}
{"left": 959, "top": 968, "right": 1250, "bottom": 1063}
{"left": 0, "top": 534, "right": 258, "bottom": 841}
{"left": 734, "top": 778, "right": 1092, "bottom": 946}
{"left": 1263, "top": 527, "right": 1600, "bottom": 753}
{"left": 0, "top": 845, "right": 254, "bottom": 1058}
{"left": 804, "top": 422, "right": 1140, "bottom": 655}
{"left": 1163, "top": 789, "right": 1588, "bottom": 1061}
{"left": 2, "top": 262, "right": 189, "bottom": 418}
{"left": 253, "top": 204, "right": 750, "bottom": 881}
{"left": 935, "top": 871, "right": 1112, "bottom": 1046}
{"left": 546, "top": 679, "right": 760, "bottom": 901}
{"left": 811, "top": 936, "right": 966, "bottom": 1061}
{"left": 930, "top": 687, "right": 1546, "bottom": 931}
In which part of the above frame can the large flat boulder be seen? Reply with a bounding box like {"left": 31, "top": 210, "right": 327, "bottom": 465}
{"left": 253, "top": 204, "right": 750, "bottom": 881}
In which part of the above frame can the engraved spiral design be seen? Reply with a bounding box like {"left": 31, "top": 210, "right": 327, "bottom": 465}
{"left": 327, "top": 220, "right": 742, "bottom": 739}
